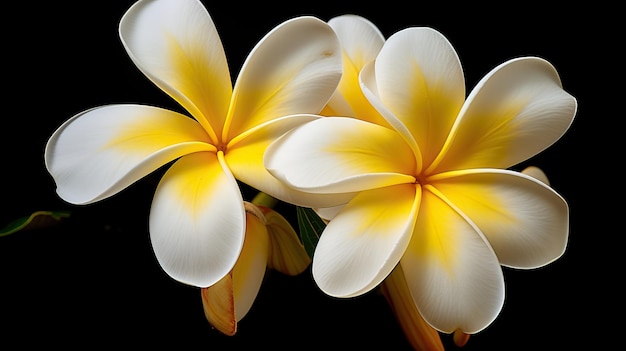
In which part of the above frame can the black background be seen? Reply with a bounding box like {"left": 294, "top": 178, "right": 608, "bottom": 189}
{"left": 2, "top": 1, "right": 613, "bottom": 349}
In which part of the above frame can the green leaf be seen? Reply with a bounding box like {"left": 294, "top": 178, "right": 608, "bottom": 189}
{"left": 0, "top": 211, "right": 71, "bottom": 237}
{"left": 296, "top": 207, "right": 327, "bottom": 259}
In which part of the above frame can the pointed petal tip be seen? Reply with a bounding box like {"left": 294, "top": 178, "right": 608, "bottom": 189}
{"left": 201, "top": 274, "right": 237, "bottom": 336}
{"left": 453, "top": 329, "right": 471, "bottom": 347}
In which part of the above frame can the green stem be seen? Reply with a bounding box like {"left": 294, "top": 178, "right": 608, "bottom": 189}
{"left": 251, "top": 192, "right": 278, "bottom": 209}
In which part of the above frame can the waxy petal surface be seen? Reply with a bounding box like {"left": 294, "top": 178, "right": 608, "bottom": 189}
{"left": 328, "top": 15, "right": 383, "bottom": 74}
{"left": 322, "top": 15, "right": 389, "bottom": 128}
{"left": 313, "top": 205, "right": 345, "bottom": 222}
{"left": 432, "top": 57, "right": 577, "bottom": 173}
{"left": 402, "top": 188, "right": 504, "bottom": 334}
{"left": 150, "top": 152, "right": 244, "bottom": 288}
{"left": 265, "top": 117, "right": 416, "bottom": 194}
{"left": 120, "top": 0, "right": 231, "bottom": 143}
{"left": 312, "top": 184, "right": 419, "bottom": 297}
{"left": 365, "top": 27, "right": 465, "bottom": 170}
{"left": 201, "top": 273, "right": 236, "bottom": 335}
{"left": 224, "top": 16, "right": 342, "bottom": 141}
{"left": 262, "top": 206, "right": 311, "bottom": 275}
{"left": 431, "top": 169, "right": 568, "bottom": 268}
{"left": 231, "top": 208, "right": 270, "bottom": 321}
{"left": 45, "top": 105, "right": 213, "bottom": 204}
{"left": 228, "top": 115, "right": 354, "bottom": 208}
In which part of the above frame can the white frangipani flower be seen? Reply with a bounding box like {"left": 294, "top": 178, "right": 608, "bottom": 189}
{"left": 265, "top": 24, "right": 577, "bottom": 334}
{"left": 45, "top": 0, "right": 346, "bottom": 288}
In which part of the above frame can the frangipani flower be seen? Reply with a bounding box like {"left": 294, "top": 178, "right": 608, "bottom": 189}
{"left": 44, "top": 0, "right": 345, "bottom": 288}
{"left": 321, "top": 17, "right": 560, "bottom": 348}
{"left": 319, "top": 16, "right": 556, "bottom": 349}
{"left": 265, "top": 24, "right": 577, "bottom": 334}
{"left": 202, "top": 194, "right": 310, "bottom": 335}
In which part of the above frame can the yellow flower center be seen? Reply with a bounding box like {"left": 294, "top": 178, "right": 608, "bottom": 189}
{"left": 216, "top": 142, "right": 228, "bottom": 154}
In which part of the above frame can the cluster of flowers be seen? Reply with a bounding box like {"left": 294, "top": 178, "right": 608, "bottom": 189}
{"left": 44, "top": 0, "right": 576, "bottom": 349}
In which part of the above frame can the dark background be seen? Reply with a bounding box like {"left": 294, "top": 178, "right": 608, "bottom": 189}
{"left": 2, "top": 1, "right": 612, "bottom": 349}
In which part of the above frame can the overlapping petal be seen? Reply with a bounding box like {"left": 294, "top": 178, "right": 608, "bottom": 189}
{"left": 364, "top": 27, "right": 465, "bottom": 170}
{"left": 430, "top": 169, "right": 568, "bottom": 268}
{"left": 265, "top": 117, "right": 416, "bottom": 194}
{"left": 312, "top": 184, "right": 419, "bottom": 297}
{"left": 328, "top": 15, "right": 383, "bottom": 74}
{"left": 201, "top": 272, "right": 236, "bottom": 335}
{"left": 321, "top": 15, "right": 389, "bottom": 127}
{"left": 401, "top": 188, "right": 504, "bottom": 334}
{"left": 261, "top": 206, "right": 311, "bottom": 275}
{"left": 45, "top": 104, "right": 213, "bottom": 204}
{"left": 149, "top": 151, "right": 244, "bottom": 288}
{"left": 223, "top": 16, "right": 342, "bottom": 141}
{"left": 119, "top": 0, "right": 231, "bottom": 143}
{"left": 231, "top": 206, "right": 270, "bottom": 321}
{"left": 521, "top": 165, "right": 550, "bottom": 185}
{"left": 228, "top": 115, "right": 355, "bottom": 207}
{"left": 313, "top": 205, "right": 344, "bottom": 222}
{"left": 431, "top": 57, "right": 577, "bottom": 174}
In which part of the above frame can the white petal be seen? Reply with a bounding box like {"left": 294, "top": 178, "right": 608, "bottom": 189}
{"left": 433, "top": 57, "right": 577, "bottom": 173}
{"left": 360, "top": 61, "right": 421, "bottom": 168}
{"left": 227, "top": 115, "right": 355, "bottom": 208}
{"left": 223, "top": 16, "right": 342, "bottom": 141}
{"left": 364, "top": 27, "right": 465, "bottom": 169}
{"left": 150, "top": 152, "right": 244, "bottom": 288}
{"left": 431, "top": 169, "right": 569, "bottom": 268}
{"left": 313, "top": 205, "right": 345, "bottom": 222}
{"left": 322, "top": 15, "right": 389, "bottom": 127}
{"left": 328, "top": 15, "right": 384, "bottom": 69}
{"left": 119, "top": 0, "right": 231, "bottom": 142}
{"left": 402, "top": 188, "right": 504, "bottom": 334}
{"left": 312, "top": 184, "right": 418, "bottom": 297}
{"left": 265, "top": 117, "right": 416, "bottom": 193}
{"left": 45, "top": 105, "right": 213, "bottom": 204}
